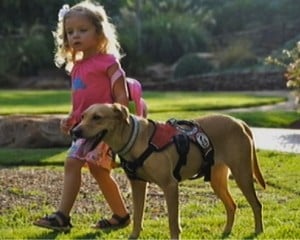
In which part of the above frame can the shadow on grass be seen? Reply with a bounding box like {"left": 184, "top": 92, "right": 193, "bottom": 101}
{"left": 0, "top": 161, "right": 64, "bottom": 167}
{"left": 73, "top": 231, "right": 105, "bottom": 239}
{"left": 220, "top": 231, "right": 260, "bottom": 240}
{"left": 30, "top": 231, "right": 60, "bottom": 239}
{"left": 29, "top": 229, "right": 104, "bottom": 240}
{"left": 243, "top": 232, "right": 260, "bottom": 240}
{"left": 0, "top": 148, "right": 66, "bottom": 167}
{"left": 266, "top": 180, "right": 300, "bottom": 196}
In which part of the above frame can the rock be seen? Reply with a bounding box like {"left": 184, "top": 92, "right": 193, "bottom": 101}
{"left": 144, "top": 63, "right": 173, "bottom": 82}
{"left": 0, "top": 115, "right": 71, "bottom": 148}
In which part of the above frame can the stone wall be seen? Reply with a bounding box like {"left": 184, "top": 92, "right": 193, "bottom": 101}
{"left": 143, "top": 71, "right": 286, "bottom": 91}
{"left": 0, "top": 115, "right": 71, "bottom": 148}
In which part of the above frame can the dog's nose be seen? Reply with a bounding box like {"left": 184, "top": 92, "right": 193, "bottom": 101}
{"left": 70, "top": 127, "right": 82, "bottom": 140}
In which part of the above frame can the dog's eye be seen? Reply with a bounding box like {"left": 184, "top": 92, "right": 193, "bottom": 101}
{"left": 92, "top": 115, "right": 102, "bottom": 121}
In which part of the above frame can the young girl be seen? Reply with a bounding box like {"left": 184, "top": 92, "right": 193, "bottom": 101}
{"left": 34, "top": 0, "right": 137, "bottom": 231}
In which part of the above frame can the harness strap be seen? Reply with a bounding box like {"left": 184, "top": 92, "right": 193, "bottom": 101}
{"left": 120, "top": 144, "right": 156, "bottom": 180}
{"left": 173, "top": 134, "right": 190, "bottom": 182}
{"left": 203, "top": 149, "right": 214, "bottom": 181}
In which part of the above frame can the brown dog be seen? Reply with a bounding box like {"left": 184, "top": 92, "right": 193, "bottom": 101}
{"left": 72, "top": 103, "right": 265, "bottom": 239}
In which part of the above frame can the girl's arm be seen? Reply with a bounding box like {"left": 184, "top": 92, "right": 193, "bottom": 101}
{"left": 107, "top": 63, "right": 129, "bottom": 106}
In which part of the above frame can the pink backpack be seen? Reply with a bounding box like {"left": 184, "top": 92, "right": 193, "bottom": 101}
{"left": 126, "top": 78, "right": 147, "bottom": 117}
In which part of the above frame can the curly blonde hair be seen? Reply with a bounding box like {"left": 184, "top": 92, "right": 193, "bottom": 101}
{"left": 53, "top": 0, "right": 122, "bottom": 71}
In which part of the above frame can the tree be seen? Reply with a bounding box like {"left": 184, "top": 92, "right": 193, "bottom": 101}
{"left": 266, "top": 41, "right": 300, "bottom": 107}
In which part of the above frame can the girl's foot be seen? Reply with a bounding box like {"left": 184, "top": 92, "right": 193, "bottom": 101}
{"left": 92, "top": 214, "right": 130, "bottom": 230}
{"left": 33, "top": 211, "right": 72, "bottom": 232}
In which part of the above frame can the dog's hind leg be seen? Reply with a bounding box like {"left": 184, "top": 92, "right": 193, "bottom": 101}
{"left": 210, "top": 163, "right": 237, "bottom": 235}
{"left": 129, "top": 180, "right": 147, "bottom": 239}
{"left": 230, "top": 161, "right": 263, "bottom": 234}
{"left": 161, "top": 180, "right": 181, "bottom": 239}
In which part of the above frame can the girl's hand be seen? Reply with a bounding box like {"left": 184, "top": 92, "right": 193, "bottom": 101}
{"left": 60, "top": 116, "right": 76, "bottom": 135}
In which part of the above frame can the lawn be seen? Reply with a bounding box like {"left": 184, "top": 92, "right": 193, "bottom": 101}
{"left": 0, "top": 150, "right": 299, "bottom": 239}
{"left": 0, "top": 89, "right": 287, "bottom": 116}
{"left": 0, "top": 89, "right": 299, "bottom": 127}
{"left": 0, "top": 90, "right": 299, "bottom": 239}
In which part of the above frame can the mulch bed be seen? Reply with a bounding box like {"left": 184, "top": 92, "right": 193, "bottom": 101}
{"left": 0, "top": 167, "right": 183, "bottom": 220}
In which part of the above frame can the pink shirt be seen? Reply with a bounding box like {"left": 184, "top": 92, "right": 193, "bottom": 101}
{"left": 70, "top": 54, "right": 124, "bottom": 122}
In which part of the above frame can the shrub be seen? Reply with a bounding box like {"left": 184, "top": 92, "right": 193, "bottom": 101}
{"left": 216, "top": 38, "right": 258, "bottom": 70}
{"left": 266, "top": 41, "right": 300, "bottom": 107}
{"left": 0, "top": 24, "right": 53, "bottom": 79}
{"left": 172, "top": 53, "right": 214, "bottom": 80}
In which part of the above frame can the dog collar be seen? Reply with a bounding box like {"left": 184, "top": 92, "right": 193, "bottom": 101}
{"left": 117, "top": 115, "right": 139, "bottom": 156}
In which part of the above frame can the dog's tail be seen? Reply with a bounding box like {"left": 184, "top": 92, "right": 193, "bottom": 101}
{"left": 242, "top": 122, "right": 266, "bottom": 189}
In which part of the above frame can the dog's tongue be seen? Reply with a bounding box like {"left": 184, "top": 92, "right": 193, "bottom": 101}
{"left": 82, "top": 135, "right": 103, "bottom": 154}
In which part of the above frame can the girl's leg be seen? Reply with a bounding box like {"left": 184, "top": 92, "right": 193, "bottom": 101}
{"left": 33, "top": 157, "right": 84, "bottom": 230}
{"left": 88, "top": 163, "right": 129, "bottom": 224}
{"left": 58, "top": 157, "right": 85, "bottom": 216}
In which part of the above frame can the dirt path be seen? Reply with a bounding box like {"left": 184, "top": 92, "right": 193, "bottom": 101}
{"left": 0, "top": 167, "right": 176, "bottom": 220}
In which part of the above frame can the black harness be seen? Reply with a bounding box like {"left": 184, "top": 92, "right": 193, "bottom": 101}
{"left": 120, "top": 118, "right": 214, "bottom": 182}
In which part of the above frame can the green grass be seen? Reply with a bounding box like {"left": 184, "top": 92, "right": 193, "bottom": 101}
{"left": 0, "top": 89, "right": 285, "bottom": 115}
{"left": 3, "top": 89, "right": 297, "bottom": 127}
{"left": 0, "top": 151, "right": 299, "bottom": 239}
{"left": 144, "top": 91, "right": 285, "bottom": 113}
{"left": 0, "top": 148, "right": 66, "bottom": 166}
{"left": 0, "top": 90, "right": 70, "bottom": 115}
{"left": 0, "top": 90, "right": 299, "bottom": 239}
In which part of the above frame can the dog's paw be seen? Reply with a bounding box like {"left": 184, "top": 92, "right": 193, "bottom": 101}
{"left": 128, "top": 233, "right": 139, "bottom": 239}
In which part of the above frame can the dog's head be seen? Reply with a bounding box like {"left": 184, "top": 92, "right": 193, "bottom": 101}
{"left": 71, "top": 103, "right": 130, "bottom": 140}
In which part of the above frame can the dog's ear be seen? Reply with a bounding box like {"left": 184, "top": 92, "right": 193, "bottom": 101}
{"left": 112, "top": 103, "right": 130, "bottom": 124}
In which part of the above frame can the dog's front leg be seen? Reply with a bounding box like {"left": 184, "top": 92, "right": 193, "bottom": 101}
{"left": 162, "top": 181, "right": 181, "bottom": 239}
{"left": 129, "top": 179, "right": 147, "bottom": 239}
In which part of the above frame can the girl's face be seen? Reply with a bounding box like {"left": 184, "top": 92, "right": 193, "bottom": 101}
{"left": 65, "top": 13, "right": 99, "bottom": 58}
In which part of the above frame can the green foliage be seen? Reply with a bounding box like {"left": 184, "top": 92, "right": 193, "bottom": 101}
{"left": 266, "top": 40, "right": 300, "bottom": 108}
{"left": 211, "top": 0, "right": 300, "bottom": 35}
{"left": 266, "top": 41, "right": 300, "bottom": 89}
{"left": 1, "top": 0, "right": 300, "bottom": 80}
{"left": 172, "top": 53, "right": 214, "bottom": 80}
{"left": 118, "top": 0, "right": 213, "bottom": 73}
{"left": 216, "top": 38, "right": 258, "bottom": 70}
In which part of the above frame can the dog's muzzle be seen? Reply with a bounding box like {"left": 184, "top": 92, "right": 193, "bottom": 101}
{"left": 71, "top": 127, "right": 107, "bottom": 142}
{"left": 70, "top": 127, "right": 83, "bottom": 140}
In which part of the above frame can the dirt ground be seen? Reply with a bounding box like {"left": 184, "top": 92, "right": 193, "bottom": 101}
{"left": 0, "top": 167, "right": 187, "bottom": 220}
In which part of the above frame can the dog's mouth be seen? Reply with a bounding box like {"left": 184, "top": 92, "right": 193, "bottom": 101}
{"left": 84, "top": 130, "right": 108, "bottom": 151}
{"left": 71, "top": 128, "right": 108, "bottom": 151}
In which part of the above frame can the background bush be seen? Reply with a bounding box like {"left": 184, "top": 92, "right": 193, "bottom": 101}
{"left": 1, "top": 0, "right": 300, "bottom": 84}
{"left": 173, "top": 53, "right": 214, "bottom": 80}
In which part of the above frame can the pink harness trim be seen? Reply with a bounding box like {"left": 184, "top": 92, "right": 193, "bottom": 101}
{"left": 150, "top": 122, "right": 178, "bottom": 149}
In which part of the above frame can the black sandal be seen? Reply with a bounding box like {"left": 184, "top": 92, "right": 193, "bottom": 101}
{"left": 93, "top": 214, "right": 130, "bottom": 230}
{"left": 33, "top": 211, "right": 72, "bottom": 232}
